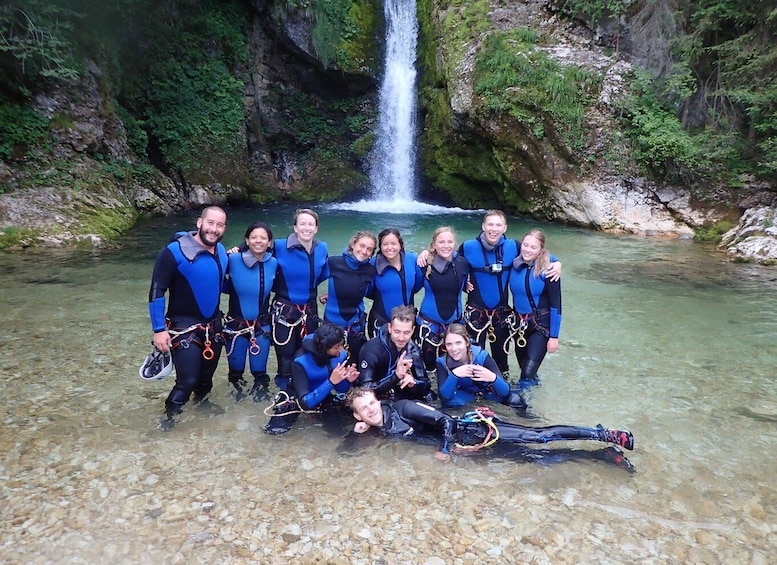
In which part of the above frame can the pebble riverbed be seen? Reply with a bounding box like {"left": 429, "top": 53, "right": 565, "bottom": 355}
{"left": 2, "top": 367, "right": 775, "bottom": 564}
{"left": 2, "top": 226, "right": 776, "bottom": 563}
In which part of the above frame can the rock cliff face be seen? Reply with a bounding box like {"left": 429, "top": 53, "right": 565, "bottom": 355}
{"left": 417, "top": 0, "right": 721, "bottom": 237}
{"left": 0, "top": 63, "right": 188, "bottom": 248}
{"left": 0, "top": 0, "right": 775, "bottom": 263}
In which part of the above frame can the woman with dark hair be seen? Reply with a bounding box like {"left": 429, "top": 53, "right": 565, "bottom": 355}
{"left": 508, "top": 228, "right": 562, "bottom": 385}
{"left": 321, "top": 230, "right": 378, "bottom": 362}
{"left": 265, "top": 322, "right": 360, "bottom": 435}
{"left": 435, "top": 323, "right": 525, "bottom": 410}
{"left": 366, "top": 228, "right": 424, "bottom": 339}
{"left": 223, "top": 222, "right": 277, "bottom": 401}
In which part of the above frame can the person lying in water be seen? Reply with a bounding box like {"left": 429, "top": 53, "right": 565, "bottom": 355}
{"left": 344, "top": 387, "right": 634, "bottom": 465}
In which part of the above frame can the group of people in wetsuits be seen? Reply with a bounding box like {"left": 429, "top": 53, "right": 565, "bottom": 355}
{"left": 147, "top": 205, "right": 635, "bottom": 468}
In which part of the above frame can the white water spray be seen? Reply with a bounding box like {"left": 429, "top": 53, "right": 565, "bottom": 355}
{"left": 369, "top": 0, "right": 418, "bottom": 202}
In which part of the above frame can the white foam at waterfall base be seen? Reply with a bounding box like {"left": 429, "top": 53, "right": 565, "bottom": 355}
{"left": 328, "top": 198, "right": 481, "bottom": 215}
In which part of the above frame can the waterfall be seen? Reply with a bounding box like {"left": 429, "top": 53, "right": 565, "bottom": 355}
{"left": 369, "top": 0, "right": 418, "bottom": 202}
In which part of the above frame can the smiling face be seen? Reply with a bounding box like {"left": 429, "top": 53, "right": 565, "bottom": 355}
{"left": 196, "top": 207, "right": 227, "bottom": 250}
{"left": 433, "top": 230, "right": 456, "bottom": 260}
{"left": 246, "top": 227, "right": 271, "bottom": 258}
{"left": 379, "top": 232, "right": 402, "bottom": 262}
{"left": 351, "top": 235, "right": 376, "bottom": 262}
{"left": 388, "top": 318, "right": 414, "bottom": 350}
{"left": 325, "top": 342, "right": 345, "bottom": 357}
{"left": 351, "top": 391, "right": 384, "bottom": 427}
{"left": 444, "top": 332, "right": 470, "bottom": 363}
{"left": 481, "top": 212, "right": 507, "bottom": 246}
{"left": 520, "top": 233, "right": 544, "bottom": 263}
{"left": 293, "top": 212, "right": 318, "bottom": 244}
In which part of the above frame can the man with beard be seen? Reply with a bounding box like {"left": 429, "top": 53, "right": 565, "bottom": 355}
{"left": 148, "top": 206, "right": 229, "bottom": 430}
{"left": 356, "top": 305, "right": 431, "bottom": 401}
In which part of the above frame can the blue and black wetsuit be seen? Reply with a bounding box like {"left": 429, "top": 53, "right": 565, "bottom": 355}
{"left": 271, "top": 234, "right": 329, "bottom": 387}
{"left": 366, "top": 251, "right": 423, "bottom": 338}
{"left": 459, "top": 234, "right": 519, "bottom": 375}
{"left": 223, "top": 249, "right": 277, "bottom": 397}
{"left": 148, "top": 232, "right": 227, "bottom": 417}
{"left": 291, "top": 336, "right": 352, "bottom": 411}
{"left": 356, "top": 323, "right": 431, "bottom": 401}
{"left": 417, "top": 254, "right": 469, "bottom": 371}
{"left": 436, "top": 345, "right": 517, "bottom": 408}
{"left": 508, "top": 257, "right": 562, "bottom": 383}
{"left": 323, "top": 250, "right": 376, "bottom": 362}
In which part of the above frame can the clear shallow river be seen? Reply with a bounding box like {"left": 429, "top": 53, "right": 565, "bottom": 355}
{"left": 1, "top": 203, "right": 776, "bottom": 564}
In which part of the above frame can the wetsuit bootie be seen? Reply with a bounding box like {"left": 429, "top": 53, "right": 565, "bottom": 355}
{"left": 501, "top": 390, "right": 527, "bottom": 412}
{"left": 599, "top": 446, "right": 637, "bottom": 473}
{"left": 596, "top": 424, "right": 634, "bottom": 450}
{"left": 274, "top": 374, "right": 290, "bottom": 391}
{"left": 264, "top": 391, "right": 299, "bottom": 435}
{"left": 157, "top": 407, "right": 181, "bottom": 431}
{"left": 193, "top": 396, "right": 225, "bottom": 417}
{"left": 157, "top": 415, "right": 176, "bottom": 431}
{"left": 250, "top": 372, "right": 271, "bottom": 402}
{"left": 228, "top": 371, "right": 247, "bottom": 402}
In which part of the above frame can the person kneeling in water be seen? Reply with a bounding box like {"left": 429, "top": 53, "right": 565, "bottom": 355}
{"left": 265, "top": 322, "right": 360, "bottom": 435}
{"left": 345, "top": 387, "right": 634, "bottom": 463}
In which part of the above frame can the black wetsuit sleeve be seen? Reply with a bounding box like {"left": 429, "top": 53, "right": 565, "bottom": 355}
{"left": 358, "top": 345, "right": 401, "bottom": 397}
{"left": 148, "top": 247, "right": 177, "bottom": 332}
{"left": 408, "top": 348, "right": 431, "bottom": 397}
{"left": 396, "top": 400, "right": 457, "bottom": 453}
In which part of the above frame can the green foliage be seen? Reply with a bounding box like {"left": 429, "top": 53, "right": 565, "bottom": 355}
{"left": 114, "top": 104, "right": 148, "bottom": 157}
{"left": 283, "top": 0, "right": 378, "bottom": 73}
{"left": 693, "top": 220, "right": 735, "bottom": 243}
{"left": 0, "top": 0, "right": 81, "bottom": 92}
{"left": 0, "top": 97, "right": 49, "bottom": 161}
{"left": 473, "top": 30, "right": 600, "bottom": 150}
{"left": 617, "top": 69, "right": 709, "bottom": 182}
{"left": 556, "top": 0, "right": 627, "bottom": 23}
{"left": 120, "top": 0, "right": 249, "bottom": 170}
{"left": 0, "top": 226, "right": 40, "bottom": 249}
{"left": 310, "top": 0, "right": 361, "bottom": 68}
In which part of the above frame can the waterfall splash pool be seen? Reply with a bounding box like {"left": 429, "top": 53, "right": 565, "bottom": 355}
{"left": 1, "top": 204, "right": 776, "bottom": 563}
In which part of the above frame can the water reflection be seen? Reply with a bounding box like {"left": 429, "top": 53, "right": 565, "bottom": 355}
{"left": 1, "top": 204, "right": 776, "bottom": 563}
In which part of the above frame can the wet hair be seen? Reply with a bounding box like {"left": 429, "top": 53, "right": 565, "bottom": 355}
{"left": 425, "top": 226, "right": 456, "bottom": 280}
{"left": 243, "top": 221, "right": 273, "bottom": 242}
{"left": 345, "top": 386, "right": 376, "bottom": 410}
{"left": 443, "top": 323, "right": 474, "bottom": 364}
{"left": 390, "top": 305, "right": 416, "bottom": 326}
{"left": 313, "top": 322, "right": 345, "bottom": 355}
{"left": 293, "top": 208, "right": 319, "bottom": 226}
{"left": 346, "top": 230, "right": 377, "bottom": 257}
{"left": 522, "top": 228, "right": 550, "bottom": 278}
{"left": 378, "top": 228, "right": 405, "bottom": 253}
{"left": 483, "top": 209, "right": 507, "bottom": 225}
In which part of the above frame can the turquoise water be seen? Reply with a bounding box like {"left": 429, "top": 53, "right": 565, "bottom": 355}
{"left": 1, "top": 203, "right": 776, "bottom": 563}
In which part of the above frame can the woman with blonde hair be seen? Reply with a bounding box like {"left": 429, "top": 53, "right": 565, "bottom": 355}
{"left": 508, "top": 228, "right": 562, "bottom": 385}
{"left": 417, "top": 226, "right": 469, "bottom": 372}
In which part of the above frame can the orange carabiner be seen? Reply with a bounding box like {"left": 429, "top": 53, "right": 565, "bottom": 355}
{"left": 202, "top": 339, "right": 215, "bottom": 360}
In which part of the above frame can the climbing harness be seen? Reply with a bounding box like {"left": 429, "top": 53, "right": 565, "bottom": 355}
{"left": 168, "top": 322, "right": 218, "bottom": 360}
{"left": 263, "top": 390, "right": 321, "bottom": 417}
{"left": 454, "top": 406, "right": 501, "bottom": 453}
{"left": 222, "top": 317, "right": 265, "bottom": 357}
{"left": 271, "top": 301, "right": 312, "bottom": 346}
